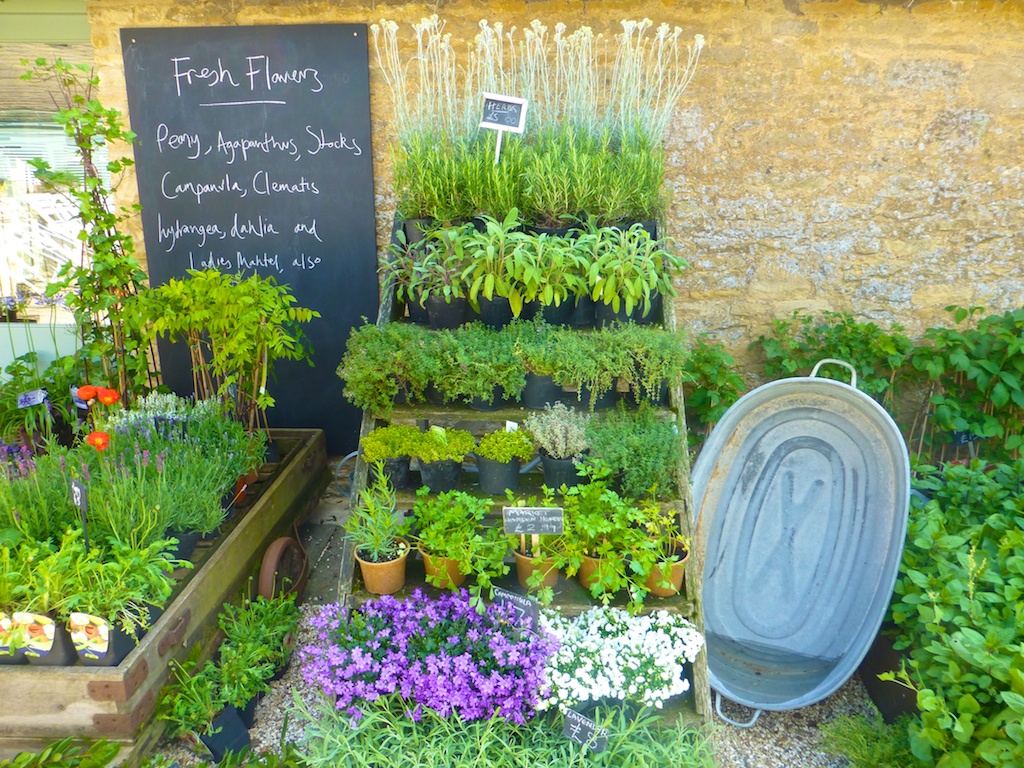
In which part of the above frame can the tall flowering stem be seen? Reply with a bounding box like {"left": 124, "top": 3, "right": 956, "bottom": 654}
{"left": 299, "top": 589, "right": 556, "bottom": 725}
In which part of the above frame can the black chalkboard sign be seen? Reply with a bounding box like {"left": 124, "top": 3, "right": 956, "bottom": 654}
{"left": 479, "top": 92, "right": 528, "bottom": 134}
{"left": 951, "top": 430, "right": 982, "bottom": 446}
{"left": 502, "top": 506, "right": 564, "bottom": 535}
{"left": 492, "top": 586, "right": 540, "bottom": 631}
{"left": 562, "top": 709, "right": 608, "bottom": 753}
{"left": 121, "top": 25, "right": 378, "bottom": 454}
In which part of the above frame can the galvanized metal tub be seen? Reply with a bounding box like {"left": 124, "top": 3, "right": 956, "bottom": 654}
{"left": 692, "top": 360, "right": 910, "bottom": 723}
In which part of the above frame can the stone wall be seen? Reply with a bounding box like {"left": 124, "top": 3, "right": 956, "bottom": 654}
{"left": 85, "top": 0, "right": 1024, "bottom": 366}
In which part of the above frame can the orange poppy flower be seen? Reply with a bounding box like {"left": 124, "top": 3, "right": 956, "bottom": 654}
{"left": 86, "top": 431, "right": 110, "bottom": 451}
{"left": 76, "top": 385, "right": 97, "bottom": 401}
{"left": 96, "top": 388, "right": 121, "bottom": 405}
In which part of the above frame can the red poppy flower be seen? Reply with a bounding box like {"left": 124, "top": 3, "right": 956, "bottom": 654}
{"left": 86, "top": 431, "right": 110, "bottom": 451}
{"left": 96, "top": 388, "right": 121, "bottom": 405}
{"left": 76, "top": 385, "right": 97, "bottom": 401}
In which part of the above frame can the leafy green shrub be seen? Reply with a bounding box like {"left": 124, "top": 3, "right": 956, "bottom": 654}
{"left": 751, "top": 310, "right": 914, "bottom": 413}
{"left": 680, "top": 335, "right": 744, "bottom": 447}
{"left": 2, "top": 737, "right": 120, "bottom": 768}
{"left": 586, "top": 403, "right": 680, "bottom": 500}
{"left": 910, "top": 306, "right": 1024, "bottom": 462}
{"left": 887, "top": 460, "right": 1024, "bottom": 766}
{"left": 475, "top": 429, "right": 534, "bottom": 463}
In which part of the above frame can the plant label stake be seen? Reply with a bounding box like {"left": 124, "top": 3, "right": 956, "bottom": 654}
{"left": 16, "top": 389, "right": 47, "bottom": 409}
{"left": 70, "top": 386, "right": 88, "bottom": 411}
{"left": 563, "top": 709, "right": 608, "bottom": 753}
{"left": 492, "top": 586, "right": 540, "bottom": 632}
{"left": 479, "top": 92, "right": 528, "bottom": 165}
{"left": 70, "top": 478, "right": 89, "bottom": 553}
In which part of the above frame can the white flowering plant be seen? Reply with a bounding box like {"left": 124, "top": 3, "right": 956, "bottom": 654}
{"left": 537, "top": 606, "right": 704, "bottom": 712}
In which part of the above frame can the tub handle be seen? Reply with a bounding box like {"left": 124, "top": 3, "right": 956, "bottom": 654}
{"left": 715, "top": 690, "right": 762, "bottom": 728}
{"left": 809, "top": 358, "right": 857, "bottom": 388}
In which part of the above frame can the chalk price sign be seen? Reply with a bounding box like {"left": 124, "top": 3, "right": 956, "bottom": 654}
{"left": 562, "top": 709, "right": 608, "bottom": 753}
{"left": 479, "top": 92, "right": 528, "bottom": 134}
{"left": 502, "top": 506, "right": 564, "bottom": 536}
{"left": 492, "top": 586, "right": 540, "bottom": 632}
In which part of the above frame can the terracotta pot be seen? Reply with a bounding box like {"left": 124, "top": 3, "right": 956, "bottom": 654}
{"left": 513, "top": 550, "right": 559, "bottom": 589}
{"left": 577, "top": 554, "right": 604, "bottom": 591}
{"left": 420, "top": 549, "right": 466, "bottom": 589}
{"left": 355, "top": 538, "right": 410, "bottom": 595}
{"left": 645, "top": 547, "right": 690, "bottom": 597}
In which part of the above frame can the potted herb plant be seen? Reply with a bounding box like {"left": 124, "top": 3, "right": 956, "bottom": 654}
{"left": 218, "top": 642, "right": 274, "bottom": 728}
{"left": 473, "top": 427, "right": 534, "bottom": 495}
{"left": 461, "top": 208, "right": 527, "bottom": 326}
{"left": 359, "top": 424, "right": 423, "bottom": 489}
{"left": 587, "top": 224, "right": 686, "bottom": 326}
{"left": 414, "top": 225, "right": 473, "bottom": 329}
{"left": 514, "top": 232, "right": 589, "bottom": 326}
{"left": 218, "top": 592, "right": 301, "bottom": 680}
{"left": 410, "top": 426, "right": 474, "bottom": 493}
{"left": 158, "top": 659, "right": 251, "bottom": 761}
{"left": 523, "top": 403, "right": 590, "bottom": 491}
{"left": 345, "top": 463, "right": 410, "bottom": 595}
{"left": 586, "top": 402, "right": 682, "bottom": 500}
{"left": 411, "top": 487, "right": 509, "bottom": 606}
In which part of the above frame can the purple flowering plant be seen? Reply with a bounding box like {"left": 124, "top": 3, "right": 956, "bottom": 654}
{"left": 299, "top": 588, "right": 557, "bottom": 725}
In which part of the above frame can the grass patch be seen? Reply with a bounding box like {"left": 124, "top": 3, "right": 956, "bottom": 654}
{"left": 819, "top": 712, "right": 915, "bottom": 768}
{"left": 293, "top": 693, "right": 715, "bottom": 768}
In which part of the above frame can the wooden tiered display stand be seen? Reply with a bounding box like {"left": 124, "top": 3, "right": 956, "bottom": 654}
{"left": 336, "top": 286, "right": 712, "bottom": 723}
{"left": 0, "top": 429, "right": 329, "bottom": 764}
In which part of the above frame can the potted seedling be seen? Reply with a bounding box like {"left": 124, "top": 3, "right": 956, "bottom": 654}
{"left": 410, "top": 426, "right": 474, "bottom": 493}
{"left": 523, "top": 403, "right": 590, "bottom": 492}
{"left": 411, "top": 488, "right": 509, "bottom": 607}
{"left": 473, "top": 427, "right": 535, "bottom": 495}
{"left": 218, "top": 591, "right": 301, "bottom": 679}
{"left": 359, "top": 423, "right": 424, "bottom": 489}
{"left": 414, "top": 225, "right": 473, "bottom": 329}
{"left": 344, "top": 463, "right": 411, "bottom": 595}
{"left": 461, "top": 208, "right": 527, "bottom": 326}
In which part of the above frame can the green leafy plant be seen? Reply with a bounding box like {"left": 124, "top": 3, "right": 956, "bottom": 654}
{"left": 523, "top": 402, "right": 590, "bottom": 461}
{"left": 475, "top": 428, "right": 534, "bottom": 463}
{"left": 751, "top": 310, "right": 914, "bottom": 414}
{"left": 411, "top": 487, "right": 509, "bottom": 606}
{"left": 218, "top": 591, "right": 300, "bottom": 675}
{"left": 586, "top": 223, "right": 686, "bottom": 317}
{"left": 461, "top": 208, "right": 529, "bottom": 315}
{"left": 681, "top": 334, "right": 745, "bottom": 448}
{"left": 909, "top": 305, "right": 1024, "bottom": 462}
{"left": 586, "top": 402, "right": 681, "bottom": 500}
{"left": 410, "top": 426, "right": 474, "bottom": 464}
{"left": 819, "top": 712, "right": 916, "bottom": 768}
{"left": 512, "top": 230, "right": 588, "bottom": 310}
{"left": 134, "top": 269, "right": 319, "bottom": 431}
{"left": 218, "top": 642, "right": 274, "bottom": 711}
{"left": 431, "top": 322, "right": 526, "bottom": 406}
{"left": 23, "top": 58, "right": 156, "bottom": 400}
{"left": 413, "top": 225, "right": 472, "bottom": 305}
{"left": 359, "top": 425, "right": 424, "bottom": 464}
{"left": 344, "top": 462, "right": 409, "bottom": 563}
{"left": 2, "top": 737, "right": 121, "bottom": 768}
{"left": 617, "top": 323, "right": 688, "bottom": 404}
{"left": 157, "top": 658, "right": 223, "bottom": 738}
{"left": 886, "top": 459, "right": 1024, "bottom": 767}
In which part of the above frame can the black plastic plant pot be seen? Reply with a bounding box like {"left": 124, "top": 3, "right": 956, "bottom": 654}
{"left": 595, "top": 292, "right": 663, "bottom": 328}
{"left": 476, "top": 456, "right": 522, "bottom": 496}
{"left": 406, "top": 294, "right": 430, "bottom": 325}
{"left": 571, "top": 383, "right": 618, "bottom": 411}
{"left": 523, "top": 373, "right": 564, "bottom": 410}
{"left": 425, "top": 295, "right": 467, "bottom": 330}
{"left": 71, "top": 614, "right": 138, "bottom": 667}
{"left": 200, "top": 706, "right": 251, "bottom": 762}
{"left": 265, "top": 440, "right": 281, "bottom": 463}
{"left": 23, "top": 617, "right": 77, "bottom": 667}
{"left": 419, "top": 459, "right": 462, "bottom": 493}
{"left": 541, "top": 300, "right": 575, "bottom": 326}
{"left": 624, "top": 379, "right": 670, "bottom": 407}
{"left": 540, "top": 453, "right": 582, "bottom": 492}
{"left": 568, "top": 294, "right": 596, "bottom": 328}
{"left": 468, "top": 386, "right": 506, "bottom": 412}
{"left": 166, "top": 530, "right": 200, "bottom": 560}
{"left": 377, "top": 456, "right": 411, "bottom": 490}
{"left": 475, "top": 295, "right": 514, "bottom": 329}
{"left": 239, "top": 691, "right": 265, "bottom": 728}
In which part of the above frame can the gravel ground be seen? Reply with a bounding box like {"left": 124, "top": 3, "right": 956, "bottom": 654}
{"left": 156, "top": 601, "right": 879, "bottom": 767}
